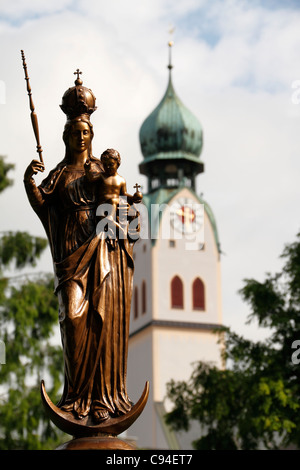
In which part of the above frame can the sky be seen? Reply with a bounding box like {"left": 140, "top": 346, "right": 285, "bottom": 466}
{"left": 0, "top": 0, "right": 300, "bottom": 342}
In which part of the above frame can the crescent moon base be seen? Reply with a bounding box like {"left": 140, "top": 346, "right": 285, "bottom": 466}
{"left": 40, "top": 380, "right": 149, "bottom": 450}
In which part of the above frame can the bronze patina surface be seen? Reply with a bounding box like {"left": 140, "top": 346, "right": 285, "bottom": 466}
{"left": 23, "top": 63, "right": 148, "bottom": 449}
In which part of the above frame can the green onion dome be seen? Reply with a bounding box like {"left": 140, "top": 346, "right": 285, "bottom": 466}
{"left": 139, "top": 73, "right": 203, "bottom": 161}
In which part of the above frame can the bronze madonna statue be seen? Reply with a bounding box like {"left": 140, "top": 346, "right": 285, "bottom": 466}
{"left": 23, "top": 69, "right": 148, "bottom": 448}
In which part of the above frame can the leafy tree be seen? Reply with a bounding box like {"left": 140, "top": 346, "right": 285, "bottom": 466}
{"left": 0, "top": 156, "right": 64, "bottom": 449}
{"left": 165, "top": 232, "right": 300, "bottom": 450}
{"left": 0, "top": 156, "right": 14, "bottom": 193}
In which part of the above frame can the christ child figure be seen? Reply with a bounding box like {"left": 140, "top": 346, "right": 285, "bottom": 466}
{"left": 85, "top": 148, "right": 142, "bottom": 240}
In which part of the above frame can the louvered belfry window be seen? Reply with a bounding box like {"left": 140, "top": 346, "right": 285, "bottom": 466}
{"left": 192, "top": 277, "right": 205, "bottom": 310}
{"left": 171, "top": 275, "right": 184, "bottom": 309}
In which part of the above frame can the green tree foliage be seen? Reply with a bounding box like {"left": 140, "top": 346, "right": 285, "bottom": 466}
{"left": 0, "top": 156, "right": 14, "bottom": 193}
{"left": 165, "top": 232, "right": 300, "bottom": 450}
{"left": 0, "top": 275, "right": 64, "bottom": 450}
{"left": 0, "top": 156, "right": 64, "bottom": 449}
{"left": 0, "top": 231, "right": 47, "bottom": 271}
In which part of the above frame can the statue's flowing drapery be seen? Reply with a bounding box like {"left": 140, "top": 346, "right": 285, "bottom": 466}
{"left": 25, "top": 158, "right": 137, "bottom": 420}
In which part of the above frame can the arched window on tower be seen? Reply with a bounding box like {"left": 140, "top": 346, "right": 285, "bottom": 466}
{"left": 171, "top": 275, "right": 184, "bottom": 309}
{"left": 142, "top": 280, "right": 146, "bottom": 315}
{"left": 192, "top": 277, "right": 205, "bottom": 311}
{"left": 134, "top": 286, "right": 139, "bottom": 319}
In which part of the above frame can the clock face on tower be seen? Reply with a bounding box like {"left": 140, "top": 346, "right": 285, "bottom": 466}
{"left": 170, "top": 197, "right": 204, "bottom": 234}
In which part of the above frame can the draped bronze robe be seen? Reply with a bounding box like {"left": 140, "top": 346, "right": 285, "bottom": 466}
{"left": 24, "top": 158, "right": 137, "bottom": 419}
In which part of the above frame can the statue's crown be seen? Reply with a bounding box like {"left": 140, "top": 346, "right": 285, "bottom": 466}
{"left": 60, "top": 69, "right": 97, "bottom": 120}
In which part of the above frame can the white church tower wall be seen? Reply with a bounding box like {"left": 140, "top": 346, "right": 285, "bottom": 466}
{"left": 127, "top": 42, "right": 223, "bottom": 449}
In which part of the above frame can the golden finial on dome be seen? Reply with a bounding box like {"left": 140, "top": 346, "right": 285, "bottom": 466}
{"left": 168, "top": 24, "right": 175, "bottom": 41}
{"left": 168, "top": 25, "right": 175, "bottom": 70}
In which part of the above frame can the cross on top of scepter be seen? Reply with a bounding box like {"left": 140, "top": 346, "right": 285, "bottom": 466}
{"left": 133, "top": 183, "right": 141, "bottom": 192}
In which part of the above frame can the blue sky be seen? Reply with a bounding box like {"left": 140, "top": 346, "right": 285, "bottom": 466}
{"left": 0, "top": 0, "right": 300, "bottom": 342}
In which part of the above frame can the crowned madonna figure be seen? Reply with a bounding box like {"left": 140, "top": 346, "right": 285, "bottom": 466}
{"left": 23, "top": 70, "right": 148, "bottom": 449}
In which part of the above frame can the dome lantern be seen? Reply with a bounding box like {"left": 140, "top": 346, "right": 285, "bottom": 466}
{"left": 139, "top": 42, "right": 204, "bottom": 193}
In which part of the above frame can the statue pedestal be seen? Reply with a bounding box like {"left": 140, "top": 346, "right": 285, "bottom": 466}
{"left": 56, "top": 435, "right": 136, "bottom": 450}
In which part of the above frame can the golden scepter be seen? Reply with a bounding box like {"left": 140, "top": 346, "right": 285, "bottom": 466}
{"left": 21, "top": 50, "right": 44, "bottom": 164}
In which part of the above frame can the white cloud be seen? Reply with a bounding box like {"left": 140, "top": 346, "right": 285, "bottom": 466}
{"left": 0, "top": 0, "right": 74, "bottom": 21}
{"left": 0, "top": 0, "right": 300, "bottom": 341}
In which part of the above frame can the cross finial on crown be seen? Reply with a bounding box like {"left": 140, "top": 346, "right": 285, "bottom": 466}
{"left": 74, "top": 69, "right": 83, "bottom": 85}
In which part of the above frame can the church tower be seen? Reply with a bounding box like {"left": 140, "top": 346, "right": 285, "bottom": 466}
{"left": 127, "top": 42, "right": 223, "bottom": 449}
